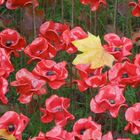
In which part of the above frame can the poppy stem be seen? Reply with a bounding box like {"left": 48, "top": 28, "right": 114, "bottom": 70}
{"left": 61, "top": 0, "right": 64, "bottom": 23}
{"left": 94, "top": 11, "right": 97, "bottom": 34}
{"left": 113, "top": 0, "right": 118, "bottom": 33}
{"left": 71, "top": 0, "right": 74, "bottom": 27}
{"left": 32, "top": 0, "right": 36, "bottom": 39}
{"left": 89, "top": 10, "right": 92, "bottom": 32}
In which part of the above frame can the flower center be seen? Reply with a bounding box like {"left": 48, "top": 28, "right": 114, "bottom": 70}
{"left": 53, "top": 107, "right": 63, "bottom": 112}
{"left": 57, "top": 31, "right": 61, "bottom": 35}
{"left": 5, "top": 40, "right": 13, "bottom": 47}
{"left": 80, "top": 129, "right": 85, "bottom": 135}
{"left": 109, "top": 99, "right": 115, "bottom": 104}
{"left": 122, "top": 72, "right": 129, "bottom": 78}
{"left": 46, "top": 71, "right": 55, "bottom": 76}
{"left": 113, "top": 47, "right": 121, "bottom": 51}
{"left": 51, "top": 41, "right": 55, "bottom": 46}
{"left": 7, "top": 125, "right": 15, "bottom": 132}
{"left": 88, "top": 73, "right": 94, "bottom": 77}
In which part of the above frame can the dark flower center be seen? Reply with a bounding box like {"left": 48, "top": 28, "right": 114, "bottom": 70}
{"left": 80, "top": 129, "right": 85, "bottom": 135}
{"left": 46, "top": 71, "right": 55, "bottom": 76}
{"left": 88, "top": 73, "right": 94, "bottom": 77}
{"left": 57, "top": 31, "right": 61, "bottom": 35}
{"left": 51, "top": 41, "right": 55, "bottom": 46}
{"left": 113, "top": 47, "right": 121, "bottom": 51}
{"left": 109, "top": 99, "right": 115, "bottom": 104}
{"left": 7, "top": 124, "right": 15, "bottom": 132}
{"left": 54, "top": 107, "right": 63, "bottom": 112}
{"left": 5, "top": 40, "right": 13, "bottom": 47}
{"left": 122, "top": 72, "right": 129, "bottom": 78}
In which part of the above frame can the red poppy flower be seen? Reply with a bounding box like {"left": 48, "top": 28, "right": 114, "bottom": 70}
{"left": 40, "top": 21, "right": 69, "bottom": 51}
{"left": 102, "top": 131, "right": 131, "bottom": 140}
{"left": 6, "top": 0, "right": 38, "bottom": 10}
{"left": 74, "top": 64, "right": 107, "bottom": 92}
{"left": 108, "top": 61, "right": 140, "bottom": 87}
{"left": 24, "top": 36, "right": 57, "bottom": 64}
{"left": 124, "top": 103, "right": 140, "bottom": 134}
{"left": 46, "top": 126, "right": 75, "bottom": 140}
{"left": 0, "top": 77, "right": 8, "bottom": 104}
{"left": 61, "top": 27, "right": 87, "bottom": 53}
{"left": 117, "top": 138, "right": 131, "bottom": 140}
{"left": 10, "top": 68, "right": 46, "bottom": 104}
{"left": 80, "top": 0, "right": 106, "bottom": 11}
{"left": 73, "top": 117, "right": 102, "bottom": 140}
{"left": 0, "top": 0, "right": 4, "bottom": 5}
{"left": 90, "top": 84, "right": 127, "bottom": 118}
{"left": 0, "top": 111, "right": 29, "bottom": 140}
{"left": 40, "top": 95, "right": 75, "bottom": 127}
{"left": 102, "top": 131, "right": 113, "bottom": 140}
{"left": 30, "top": 128, "right": 74, "bottom": 140}
{"left": 0, "top": 28, "right": 26, "bottom": 57}
{"left": 104, "top": 33, "right": 133, "bottom": 62}
{"left": 29, "top": 132, "right": 46, "bottom": 140}
{"left": 129, "top": 0, "right": 140, "bottom": 17}
{"left": 0, "top": 48, "right": 14, "bottom": 78}
{"left": 133, "top": 54, "right": 140, "bottom": 67}
{"left": 33, "top": 60, "right": 68, "bottom": 89}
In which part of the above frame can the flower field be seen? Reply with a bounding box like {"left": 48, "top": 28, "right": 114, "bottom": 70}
{"left": 0, "top": 0, "right": 140, "bottom": 140}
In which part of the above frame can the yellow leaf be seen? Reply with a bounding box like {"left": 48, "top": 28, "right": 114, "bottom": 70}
{"left": 72, "top": 33, "right": 115, "bottom": 69}
{"left": 0, "top": 129, "right": 16, "bottom": 140}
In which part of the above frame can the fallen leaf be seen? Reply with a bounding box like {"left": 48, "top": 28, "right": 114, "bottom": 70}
{"left": 0, "top": 129, "right": 16, "bottom": 140}
{"left": 72, "top": 33, "right": 115, "bottom": 69}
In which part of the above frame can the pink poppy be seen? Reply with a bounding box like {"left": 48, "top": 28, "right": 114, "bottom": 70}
{"left": 46, "top": 126, "right": 75, "bottom": 140}
{"left": 0, "top": 111, "right": 29, "bottom": 140}
{"left": 108, "top": 61, "right": 140, "bottom": 87}
{"left": 40, "top": 95, "right": 75, "bottom": 127}
{"left": 0, "top": 28, "right": 26, "bottom": 56}
{"left": 61, "top": 27, "right": 87, "bottom": 53}
{"left": 125, "top": 103, "right": 140, "bottom": 134}
{"left": 73, "top": 117, "right": 102, "bottom": 140}
{"left": 24, "top": 36, "right": 57, "bottom": 64}
{"left": 0, "top": 48, "right": 14, "bottom": 78}
{"left": 90, "top": 84, "right": 127, "bottom": 118}
{"left": 133, "top": 54, "right": 140, "bottom": 67}
{"left": 10, "top": 68, "right": 46, "bottom": 104}
{"left": 6, "top": 0, "right": 38, "bottom": 10}
{"left": 104, "top": 33, "right": 133, "bottom": 62}
{"left": 0, "top": 77, "right": 8, "bottom": 104}
{"left": 102, "top": 131, "right": 113, "bottom": 140}
{"left": 0, "top": 0, "right": 4, "bottom": 5}
{"left": 74, "top": 64, "right": 107, "bottom": 92}
{"left": 40, "top": 21, "right": 69, "bottom": 51}
{"left": 33, "top": 60, "right": 68, "bottom": 89}
{"left": 29, "top": 132, "right": 46, "bottom": 140}
{"left": 129, "top": 0, "right": 140, "bottom": 17}
{"left": 80, "top": 0, "right": 106, "bottom": 11}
